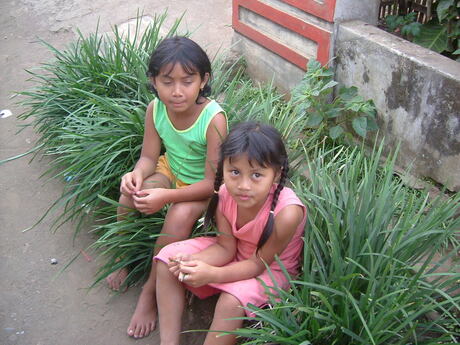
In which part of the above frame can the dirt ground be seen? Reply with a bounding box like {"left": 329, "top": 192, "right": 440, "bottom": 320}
{"left": 0, "top": 1, "right": 233, "bottom": 344}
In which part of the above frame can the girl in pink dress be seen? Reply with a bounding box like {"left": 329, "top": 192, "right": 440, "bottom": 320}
{"left": 154, "top": 121, "right": 307, "bottom": 345}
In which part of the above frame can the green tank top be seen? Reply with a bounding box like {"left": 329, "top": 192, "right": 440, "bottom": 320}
{"left": 153, "top": 98, "right": 226, "bottom": 184}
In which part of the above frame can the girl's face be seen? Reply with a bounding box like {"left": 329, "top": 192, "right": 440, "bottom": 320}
{"left": 151, "top": 63, "right": 209, "bottom": 116}
{"left": 223, "top": 153, "right": 279, "bottom": 215}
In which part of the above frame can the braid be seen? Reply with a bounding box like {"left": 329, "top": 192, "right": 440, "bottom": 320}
{"left": 204, "top": 160, "right": 224, "bottom": 231}
{"left": 256, "top": 158, "right": 289, "bottom": 251}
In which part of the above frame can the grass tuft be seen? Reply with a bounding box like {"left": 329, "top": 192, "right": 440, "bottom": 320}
{"left": 228, "top": 143, "right": 460, "bottom": 344}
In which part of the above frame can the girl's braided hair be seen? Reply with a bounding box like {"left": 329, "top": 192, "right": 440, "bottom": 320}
{"left": 204, "top": 121, "right": 289, "bottom": 251}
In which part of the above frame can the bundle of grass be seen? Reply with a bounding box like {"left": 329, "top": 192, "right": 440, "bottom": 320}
{"left": 227, "top": 143, "right": 460, "bottom": 344}
{"left": 16, "top": 12, "right": 184, "bottom": 233}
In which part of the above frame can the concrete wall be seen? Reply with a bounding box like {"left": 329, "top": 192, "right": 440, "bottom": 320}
{"left": 334, "top": 0, "right": 379, "bottom": 24}
{"left": 232, "top": 0, "right": 380, "bottom": 94}
{"left": 231, "top": 0, "right": 382, "bottom": 77}
{"left": 231, "top": 0, "right": 335, "bottom": 95}
{"left": 335, "top": 21, "right": 460, "bottom": 191}
{"left": 232, "top": 31, "right": 305, "bottom": 93}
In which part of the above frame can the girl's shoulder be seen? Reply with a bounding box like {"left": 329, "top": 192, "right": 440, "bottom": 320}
{"left": 217, "top": 184, "right": 229, "bottom": 200}
{"left": 275, "top": 187, "right": 305, "bottom": 212}
{"left": 274, "top": 187, "right": 307, "bottom": 231}
{"left": 150, "top": 98, "right": 167, "bottom": 124}
{"left": 202, "top": 99, "right": 227, "bottom": 139}
{"left": 146, "top": 99, "right": 156, "bottom": 112}
{"left": 145, "top": 99, "right": 158, "bottom": 124}
{"left": 148, "top": 98, "right": 161, "bottom": 109}
{"left": 203, "top": 98, "right": 225, "bottom": 117}
{"left": 279, "top": 186, "right": 297, "bottom": 197}
{"left": 217, "top": 184, "right": 232, "bottom": 211}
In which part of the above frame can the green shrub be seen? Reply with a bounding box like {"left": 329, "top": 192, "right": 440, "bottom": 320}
{"left": 291, "top": 60, "right": 378, "bottom": 141}
{"left": 228, "top": 144, "right": 460, "bottom": 344}
{"left": 414, "top": 0, "right": 459, "bottom": 60}
{"left": 386, "top": 12, "right": 422, "bottom": 39}
{"left": 384, "top": 0, "right": 459, "bottom": 60}
{"left": 16, "top": 12, "right": 182, "bottom": 233}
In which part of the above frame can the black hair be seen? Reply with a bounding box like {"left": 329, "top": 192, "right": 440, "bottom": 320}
{"left": 204, "top": 121, "right": 289, "bottom": 251}
{"left": 146, "top": 36, "right": 212, "bottom": 103}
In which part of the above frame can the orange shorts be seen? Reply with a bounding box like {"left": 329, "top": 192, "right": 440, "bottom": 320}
{"left": 155, "top": 155, "right": 189, "bottom": 189}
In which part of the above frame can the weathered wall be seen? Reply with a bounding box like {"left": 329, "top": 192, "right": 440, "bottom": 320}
{"left": 334, "top": 1, "right": 379, "bottom": 24}
{"left": 232, "top": 31, "right": 305, "bottom": 92}
{"left": 231, "top": 0, "right": 335, "bottom": 94}
{"left": 335, "top": 21, "right": 460, "bottom": 191}
{"left": 231, "top": 0, "right": 379, "bottom": 94}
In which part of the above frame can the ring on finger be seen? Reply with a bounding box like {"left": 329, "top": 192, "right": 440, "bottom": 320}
{"left": 178, "top": 272, "right": 187, "bottom": 282}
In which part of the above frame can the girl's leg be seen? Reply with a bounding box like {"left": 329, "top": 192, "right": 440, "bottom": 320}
{"left": 156, "top": 261, "right": 185, "bottom": 345}
{"left": 127, "top": 199, "right": 208, "bottom": 337}
{"left": 128, "top": 261, "right": 185, "bottom": 341}
{"left": 204, "top": 293, "right": 245, "bottom": 345}
{"left": 106, "top": 172, "right": 171, "bottom": 291}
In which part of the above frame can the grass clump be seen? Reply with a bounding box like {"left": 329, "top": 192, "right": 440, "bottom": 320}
{"left": 228, "top": 144, "right": 460, "bottom": 344}
{"left": 16, "top": 12, "right": 182, "bottom": 233}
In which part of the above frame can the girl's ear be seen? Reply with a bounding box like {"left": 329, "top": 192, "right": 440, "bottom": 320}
{"left": 201, "top": 72, "right": 210, "bottom": 89}
{"left": 274, "top": 168, "right": 282, "bottom": 183}
{"left": 149, "top": 76, "right": 157, "bottom": 90}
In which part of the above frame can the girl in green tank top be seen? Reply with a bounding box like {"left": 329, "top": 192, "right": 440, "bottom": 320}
{"left": 106, "top": 36, "right": 228, "bottom": 340}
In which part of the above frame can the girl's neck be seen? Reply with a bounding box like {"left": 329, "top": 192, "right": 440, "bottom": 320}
{"left": 166, "top": 97, "right": 209, "bottom": 131}
{"left": 235, "top": 197, "right": 269, "bottom": 230}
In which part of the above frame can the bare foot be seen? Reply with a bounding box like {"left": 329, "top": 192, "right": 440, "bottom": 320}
{"left": 127, "top": 288, "right": 157, "bottom": 338}
{"left": 106, "top": 267, "right": 128, "bottom": 291}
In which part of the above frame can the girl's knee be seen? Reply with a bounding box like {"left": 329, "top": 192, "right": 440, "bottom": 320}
{"left": 168, "top": 202, "right": 204, "bottom": 220}
{"left": 162, "top": 202, "right": 206, "bottom": 238}
{"left": 117, "top": 193, "right": 134, "bottom": 215}
{"left": 156, "top": 260, "right": 169, "bottom": 277}
{"left": 119, "top": 192, "right": 130, "bottom": 203}
{"left": 217, "top": 293, "right": 242, "bottom": 310}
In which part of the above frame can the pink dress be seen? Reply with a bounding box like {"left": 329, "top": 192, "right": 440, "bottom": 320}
{"left": 154, "top": 185, "right": 307, "bottom": 316}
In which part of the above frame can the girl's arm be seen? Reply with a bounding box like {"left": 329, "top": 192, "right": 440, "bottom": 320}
{"left": 134, "top": 101, "right": 162, "bottom": 176}
{"left": 168, "top": 204, "right": 236, "bottom": 280}
{"left": 170, "top": 207, "right": 236, "bottom": 270}
{"left": 121, "top": 101, "right": 161, "bottom": 195}
{"left": 160, "top": 112, "right": 227, "bottom": 203}
{"left": 190, "top": 206, "right": 237, "bottom": 265}
{"left": 180, "top": 204, "right": 305, "bottom": 286}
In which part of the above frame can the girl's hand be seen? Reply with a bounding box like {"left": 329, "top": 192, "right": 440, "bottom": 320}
{"left": 132, "top": 188, "right": 169, "bottom": 214}
{"left": 178, "top": 260, "right": 216, "bottom": 287}
{"left": 168, "top": 253, "right": 192, "bottom": 278}
{"left": 120, "top": 170, "right": 143, "bottom": 196}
